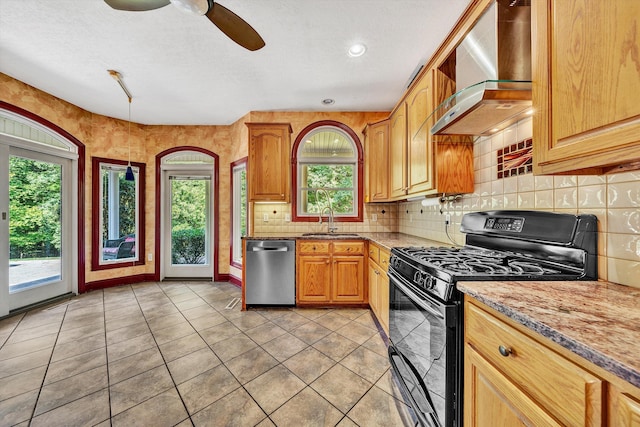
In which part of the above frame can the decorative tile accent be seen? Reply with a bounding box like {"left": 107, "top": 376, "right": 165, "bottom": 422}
{"left": 497, "top": 138, "right": 533, "bottom": 179}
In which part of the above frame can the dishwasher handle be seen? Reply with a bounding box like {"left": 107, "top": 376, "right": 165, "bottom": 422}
{"left": 251, "top": 246, "right": 288, "bottom": 252}
{"left": 246, "top": 240, "right": 294, "bottom": 253}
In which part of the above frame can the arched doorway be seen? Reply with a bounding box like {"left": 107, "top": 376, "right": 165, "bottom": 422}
{"left": 156, "top": 148, "right": 219, "bottom": 281}
{"left": 0, "top": 103, "right": 84, "bottom": 315}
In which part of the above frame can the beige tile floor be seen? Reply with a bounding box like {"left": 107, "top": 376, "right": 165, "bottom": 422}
{"left": 0, "top": 281, "right": 415, "bottom": 426}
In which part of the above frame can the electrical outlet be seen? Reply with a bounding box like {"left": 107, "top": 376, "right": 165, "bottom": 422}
{"left": 263, "top": 213, "right": 269, "bottom": 222}
{"left": 147, "top": 253, "right": 152, "bottom": 261}
{"left": 409, "top": 214, "right": 413, "bottom": 223}
{"left": 372, "top": 214, "right": 378, "bottom": 222}
{"left": 284, "top": 213, "right": 291, "bottom": 222}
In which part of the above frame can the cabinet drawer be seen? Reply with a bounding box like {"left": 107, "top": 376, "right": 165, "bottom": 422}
{"left": 368, "top": 244, "right": 380, "bottom": 264}
{"left": 333, "top": 241, "right": 365, "bottom": 255}
{"left": 466, "top": 302, "right": 604, "bottom": 426}
{"left": 298, "top": 241, "right": 330, "bottom": 254}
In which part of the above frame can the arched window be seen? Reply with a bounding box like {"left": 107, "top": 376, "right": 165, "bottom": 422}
{"left": 292, "top": 121, "right": 363, "bottom": 222}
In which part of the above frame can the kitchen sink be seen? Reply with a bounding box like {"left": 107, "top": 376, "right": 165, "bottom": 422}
{"left": 301, "top": 233, "right": 360, "bottom": 238}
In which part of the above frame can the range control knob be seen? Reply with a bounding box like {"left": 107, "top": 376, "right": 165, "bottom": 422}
{"left": 413, "top": 271, "right": 430, "bottom": 287}
{"left": 424, "top": 276, "right": 434, "bottom": 289}
{"left": 413, "top": 271, "right": 422, "bottom": 285}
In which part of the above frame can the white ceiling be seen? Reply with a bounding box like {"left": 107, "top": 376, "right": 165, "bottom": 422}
{"left": 0, "top": 0, "right": 471, "bottom": 125}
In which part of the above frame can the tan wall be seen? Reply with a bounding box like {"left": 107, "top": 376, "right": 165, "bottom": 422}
{"left": 0, "top": 73, "right": 389, "bottom": 287}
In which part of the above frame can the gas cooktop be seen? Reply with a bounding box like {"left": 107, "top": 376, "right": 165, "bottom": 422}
{"left": 388, "top": 211, "right": 598, "bottom": 302}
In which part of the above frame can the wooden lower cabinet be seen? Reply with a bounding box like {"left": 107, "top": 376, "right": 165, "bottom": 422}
{"left": 297, "top": 255, "right": 331, "bottom": 302}
{"left": 296, "top": 240, "right": 366, "bottom": 305}
{"left": 610, "top": 385, "right": 640, "bottom": 427}
{"left": 465, "top": 298, "right": 604, "bottom": 426}
{"left": 465, "top": 345, "right": 562, "bottom": 427}
{"left": 465, "top": 297, "right": 640, "bottom": 427}
{"left": 332, "top": 256, "right": 365, "bottom": 302}
{"left": 368, "top": 243, "right": 390, "bottom": 334}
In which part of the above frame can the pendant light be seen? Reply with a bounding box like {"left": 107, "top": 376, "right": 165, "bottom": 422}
{"left": 108, "top": 70, "right": 135, "bottom": 181}
{"left": 124, "top": 97, "right": 135, "bottom": 181}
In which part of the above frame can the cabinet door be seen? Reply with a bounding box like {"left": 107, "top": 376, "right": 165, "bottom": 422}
{"left": 532, "top": 0, "right": 640, "bottom": 174}
{"left": 465, "top": 345, "right": 562, "bottom": 427}
{"left": 368, "top": 262, "right": 379, "bottom": 314}
{"left": 297, "top": 255, "right": 331, "bottom": 303}
{"left": 247, "top": 123, "right": 291, "bottom": 201}
{"left": 377, "top": 267, "right": 389, "bottom": 334}
{"left": 364, "top": 120, "right": 390, "bottom": 202}
{"left": 389, "top": 104, "right": 407, "bottom": 199}
{"left": 406, "top": 70, "right": 435, "bottom": 194}
{"left": 609, "top": 386, "right": 640, "bottom": 427}
{"left": 332, "top": 256, "right": 365, "bottom": 302}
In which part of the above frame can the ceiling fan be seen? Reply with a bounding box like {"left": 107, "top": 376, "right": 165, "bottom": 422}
{"left": 104, "top": 0, "right": 265, "bottom": 51}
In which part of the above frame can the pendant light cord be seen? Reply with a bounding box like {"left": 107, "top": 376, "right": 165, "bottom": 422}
{"left": 128, "top": 97, "right": 132, "bottom": 165}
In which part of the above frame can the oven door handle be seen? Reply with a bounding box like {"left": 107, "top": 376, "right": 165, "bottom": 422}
{"left": 389, "top": 272, "right": 445, "bottom": 320}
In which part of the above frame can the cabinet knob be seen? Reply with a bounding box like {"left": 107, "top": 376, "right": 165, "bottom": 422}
{"left": 313, "top": 246, "right": 316, "bottom": 250}
{"left": 325, "top": 260, "right": 330, "bottom": 264}
{"left": 498, "top": 345, "right": 513, "bottom": 357}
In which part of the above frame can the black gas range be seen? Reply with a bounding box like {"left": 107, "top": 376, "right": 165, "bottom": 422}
{"left": 387, "top": 210, "right": 598, "bottom": 427}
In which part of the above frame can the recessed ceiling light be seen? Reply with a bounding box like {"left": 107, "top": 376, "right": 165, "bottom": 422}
{"left": 321, "top": 98, "right": 335, "bottom": 105}
{"left": 348, "top": 43, "right": 367, "bottom": 57}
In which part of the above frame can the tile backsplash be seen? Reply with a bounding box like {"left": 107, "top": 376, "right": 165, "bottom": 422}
{"left": 253, "top": 117, "right": 639, "bottom": 289}
{"left": 398, "top": 117, "right": 640, "bottom": 289}
{"left": 253, "top": 203, "right": 399, "bottom": 234}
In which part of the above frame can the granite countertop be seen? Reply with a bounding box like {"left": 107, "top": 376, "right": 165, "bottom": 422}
{"left": 458, "top": 280, "right": 640, "bottom": 389}
{"left": 244, "top": 232, "right": 447, "bottom": 252}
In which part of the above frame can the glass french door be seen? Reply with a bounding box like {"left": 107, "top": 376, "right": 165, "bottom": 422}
{"left": 0, "top": 146, "right": 72, "bottom": 314}
{"left": 162, "top": 171, "right": 213, "bottom": 279}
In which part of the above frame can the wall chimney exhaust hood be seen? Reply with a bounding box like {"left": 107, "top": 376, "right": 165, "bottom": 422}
{"left": 431, "top": 0, "right": 532, "bottom": 136}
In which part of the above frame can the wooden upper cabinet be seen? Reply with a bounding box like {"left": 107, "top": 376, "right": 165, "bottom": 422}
{"left": 532, "top": 0, "right": 640, "bottom": 174}
{"left": 363, "top": 119, "right": 390, "bottom": 202}
{"left": 406, "top": 69, "right": 435, "bottom": 194}
{"left": 246, "top": 123, "right": 292, "bottom": 202}
{"left": 389, "top": 103, "right": 408, "bottom": 199}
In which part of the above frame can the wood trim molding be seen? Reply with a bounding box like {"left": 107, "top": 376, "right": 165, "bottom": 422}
{"left": 154, "top": 147, "right": 221, "bottom": 282}
{"left": 228, "top": 274, "right": 242, "bottom": 287}
{"left": 291, "top": 120, "right": 364, "bottom": 223}
{"left": 90, "top": 156, "right": 146, "bottom": 271}
{"left": 0, "top": 101, "right": 87, "bottom": 293}
{"left": 85, "top": 273, "right": 156, "bottom": 291}
{"left": 229, "top": 157, "right": 247, "bottom": 270}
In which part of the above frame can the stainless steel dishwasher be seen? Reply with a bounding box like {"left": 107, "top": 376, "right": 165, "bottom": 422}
{"left": 245, "top": 240, "right": 295, "bottom": 305}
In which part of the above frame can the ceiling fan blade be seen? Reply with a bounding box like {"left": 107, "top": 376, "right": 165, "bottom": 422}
{"left": 206, "top": 2, "right": 265, "bottom": 51}
{"left": 104, "top": 0, "right": 171, "bottom": 11}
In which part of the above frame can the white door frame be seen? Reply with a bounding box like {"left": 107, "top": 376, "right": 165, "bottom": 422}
{"left": 0, "top": 140, "right": 78, "bottom": 316}
{"left": 160, "top": 164, "right": 215, "bottom": 280}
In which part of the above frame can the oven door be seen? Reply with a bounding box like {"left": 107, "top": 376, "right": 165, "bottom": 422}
{"left": 388, "top": 269, "right": 460, "bottom": 427}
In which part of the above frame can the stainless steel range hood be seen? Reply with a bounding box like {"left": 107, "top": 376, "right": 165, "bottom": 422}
{"left": 431, "top": 0, "right": 532, "bottom": 136}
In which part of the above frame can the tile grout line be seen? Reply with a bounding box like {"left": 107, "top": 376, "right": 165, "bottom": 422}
{"left": 25, "top": 300, "right": 72, "bottom": 425}
{"left": 132, "top": 281, "right": 195, "bottom": 426}
{"left": 101, "top": 287, "right": 114, "bottom": 427}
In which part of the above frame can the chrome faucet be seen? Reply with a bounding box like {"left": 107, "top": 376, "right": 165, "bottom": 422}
{"left": 321, "top": 206, "right": 338, "bottom": 233}
{"left": 315, "top": 188, "right": 338, "bottom": 233}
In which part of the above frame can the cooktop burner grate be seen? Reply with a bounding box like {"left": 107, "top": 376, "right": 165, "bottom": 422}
{"left": 395, "top": 246, "right": 564, "bottom": 276}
